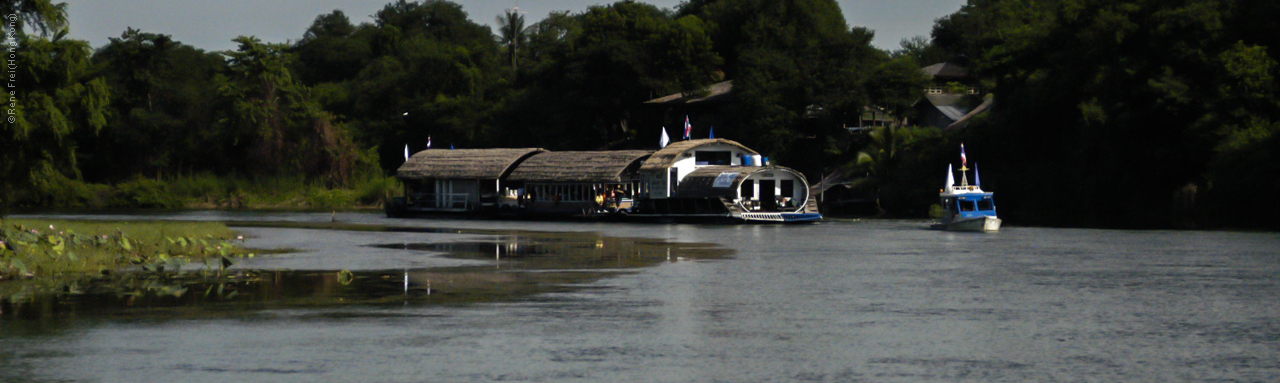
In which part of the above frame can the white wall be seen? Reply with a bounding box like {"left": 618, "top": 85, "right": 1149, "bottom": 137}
{"left": 646, "top": 143, "right": 758, "bottom": 199}
{"left": 671, "top": 143, "right": 754, "bottom": 184}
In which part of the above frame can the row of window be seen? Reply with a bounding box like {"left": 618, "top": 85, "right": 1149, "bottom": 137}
{"left": 944, "top": 197, "right": 995, "bottom": 212}
{"left": 527, "top": 184, "right": 593, "bottom": 202}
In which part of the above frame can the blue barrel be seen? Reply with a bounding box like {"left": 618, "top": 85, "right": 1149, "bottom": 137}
{"left": 742, "top": 155, "right": 753, "bottom": 166}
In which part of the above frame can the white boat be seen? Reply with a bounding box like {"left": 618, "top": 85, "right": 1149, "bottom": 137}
{"left": 930, "top": 144, "right": 1001, "bottom": 232}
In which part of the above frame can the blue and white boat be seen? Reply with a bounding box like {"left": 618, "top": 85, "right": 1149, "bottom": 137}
{"left": 931, "top": 144, "right": 1001, "bottom": 232}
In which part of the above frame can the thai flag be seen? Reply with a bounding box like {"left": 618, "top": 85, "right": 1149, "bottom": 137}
{"left": 683, "top": 116, "right": 692, "bottom": 140}
{"left": 960, "top": 143, "right": 967, "bottom": 167}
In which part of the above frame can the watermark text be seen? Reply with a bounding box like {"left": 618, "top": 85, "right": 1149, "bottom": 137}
{"left": 5, "top": 14, "right": 17, "bottom": 124}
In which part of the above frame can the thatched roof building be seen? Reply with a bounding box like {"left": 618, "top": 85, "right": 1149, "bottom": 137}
{"left": 675, "top": 166, "right": 808, "bottom": 199}
{"left": 397, "top": 148, "right": 545, "bottom": 180}
{"left": 506, "top": 151, "right": 653, "bottom": 183}
{"left": 639, "top": 139, "right": 758, "bottom": 172}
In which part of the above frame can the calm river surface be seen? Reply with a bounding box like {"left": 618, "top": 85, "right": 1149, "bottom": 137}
{"left": 3, "top": 212, "right": 1279, "bottom": 382}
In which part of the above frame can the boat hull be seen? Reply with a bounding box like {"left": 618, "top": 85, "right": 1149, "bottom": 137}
{"left": 934, "top": 216, "right": 1001, "bottom": 232}
{"left": 625, "top": 212, "right": 822, "bottom": 224}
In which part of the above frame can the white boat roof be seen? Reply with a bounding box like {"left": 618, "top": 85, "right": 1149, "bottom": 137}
{"left": 941, "top": 185, "right": 991, "bottom": 197}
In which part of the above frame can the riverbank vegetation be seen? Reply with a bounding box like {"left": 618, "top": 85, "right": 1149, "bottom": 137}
{"left": 0, "top": 218, "right": 256, "bottom": 300}
{"left": 3, "top": 0, "right": 1278, "bottom": 228}
{"left": 25, "top": 173, "right": 400, "bottom": 210}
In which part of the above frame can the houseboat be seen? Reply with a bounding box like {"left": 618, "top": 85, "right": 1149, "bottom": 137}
{"left": 930, "top": 145, "right": 1001, "bottom": 232}
{"left": 628, "top": 139, "right": 821, "bottom": 223}
{"left": 386, "top": 139, "right": 821, "bottom": 223}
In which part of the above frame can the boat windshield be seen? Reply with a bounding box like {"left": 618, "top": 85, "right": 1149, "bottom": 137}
{"left": 977, "top": 198, "right": 994, "bottom": 211}
{"left": 957, "top": 200, "right": 976, "bottom": 212}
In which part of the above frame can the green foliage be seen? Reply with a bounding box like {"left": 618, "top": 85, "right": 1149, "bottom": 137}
{"left": 845, "top": 125, "right": 942, "bottom": 214}
{"left": 497, "top": 1, "right": 722, "bottom": 150}
{"left": 1, "top": 32, "right": 110, "bottom": 208}
{"left": 496, "top": 8, "right": 526, "bottom": 68}
{"left": 0, "top": 219, "right": 247, "bottom": 280}
{"left": 218, "top": 36, "right": 365, "bottom": 186}
{"left": 1, "top": 0, "right": 68, "bottom": 37}
{"left": 682, "top": 0, "right": 885, "bottom": 171}
{"left": 930, "top": 0, "right": 1280, "bottom": 228}
{"left": 864, "top": 56, "right": 930, "bottom": 120}
{"left": 354, "top": 176, "right": 403, "bottom": 205}
{"left": 8, "top": 0, "right": 1276, "bottom": 229}
{"left": 295, "top": 10, "right": 371, "bottom": 84}
{"left": 115, "top": 178, "right": 184, "bottom": 208}
{"left": 83, "top": 28, "right": 225, "bottom": 182}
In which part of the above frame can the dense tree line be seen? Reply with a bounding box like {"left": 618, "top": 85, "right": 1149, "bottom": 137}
{"left": 3, "top": 0, "right": 1277, "bottom": 228}
{"left": 3, "top": 0, "right": 906, "bottom": 204}
{"left": 923, "top": 0, "right": 1280, "bottom": 228}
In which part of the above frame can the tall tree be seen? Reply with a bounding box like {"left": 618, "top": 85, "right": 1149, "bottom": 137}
{"left": 344, "top": 0, "right": 504, "bottom": 172}
{"left": 496, "top": 8, "right": 526, "bottom": 68}
{"left": 0, "top": 2, "right": 109, "bottom": 208}
{"left": 684, "top": 0, "right": 884, "bottom": 172}
{"left": 293, "top": 10, "right": 372, "bottom": 85}
{"left": 218, "top": 36, "right": 362, "bottom": 186}
{"left": 84, "top": 29, "right": 224, "bottom": 181}
{"left": 495, "top": 1, "right": 722, "bottom": 150}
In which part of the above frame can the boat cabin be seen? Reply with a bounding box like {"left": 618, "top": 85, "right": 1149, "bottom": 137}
{"left": 395, "top": 148, "right": 545, "bottom": 212}
{"left": 505, "top": 151, "right": 653, "bottom": 216}
{"left": 941, "top": 191, "right": 996, "bottom": 220}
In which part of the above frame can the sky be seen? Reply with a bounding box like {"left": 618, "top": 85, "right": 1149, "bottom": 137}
{"left": 62, "top": 0, "right": 966, "bottom": 52}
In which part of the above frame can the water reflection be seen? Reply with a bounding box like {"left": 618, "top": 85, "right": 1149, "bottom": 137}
{"left": 0, "top": 224, "right": 730, "bottom": 321}
{"left": 381, "top": 234, "right": 724, "bottom": 271}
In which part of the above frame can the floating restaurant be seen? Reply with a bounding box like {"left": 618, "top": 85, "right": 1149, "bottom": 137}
{"left": 387, "top": 139, "right": 822, "bottom": 223}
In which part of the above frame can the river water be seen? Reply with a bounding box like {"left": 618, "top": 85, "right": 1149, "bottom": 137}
{"left": 2, "top": 212, "right": 1279, "bottom": 382}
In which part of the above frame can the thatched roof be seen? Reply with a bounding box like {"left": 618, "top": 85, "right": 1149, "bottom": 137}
{"left": 676, "top": 166, "right": 809, "bottom": 198}
{"left": 639, "top": 139, "right": 758, "bottom": 172}
{"left": 507, "top": 151, "right": 653, "bottom": 183}
{"left": 644, "top": 81, "right": 734, "bottom": 105}
{"left": 922, "top": 62, "right": 969, "bottom": 80}
{"left": 397, "top": 148, "right": 545, "bottom": 180}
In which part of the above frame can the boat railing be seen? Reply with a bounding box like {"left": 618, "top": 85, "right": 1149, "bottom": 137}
{"left": 736, "top": 197, "right": 805, "bottom": 213}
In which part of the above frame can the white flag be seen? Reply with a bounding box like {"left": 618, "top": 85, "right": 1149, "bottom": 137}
{"left": 404, "top": 144, "right": 410, "bottom": 161}
{"left": 945, "top": 164, "right": 955, "bottom": 191}
{"left": 659, "top": 127, "right": 670, "bottom": 148}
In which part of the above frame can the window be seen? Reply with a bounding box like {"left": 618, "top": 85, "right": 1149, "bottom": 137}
{"left": 977, "top": 198, "right": 994, "bottom": 211}
{"left": 741, "top": 180, "right": 755, "bottom": 198}
{"left": 695, "top": 151, "right": 732, "bottom": 165}
{"left": 958, "top": 199, "right": 976, "bottom": 212}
